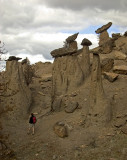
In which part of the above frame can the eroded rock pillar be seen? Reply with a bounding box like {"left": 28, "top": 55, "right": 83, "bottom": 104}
{"left": 90, "top": 52, "right": 112, "bottom": 122}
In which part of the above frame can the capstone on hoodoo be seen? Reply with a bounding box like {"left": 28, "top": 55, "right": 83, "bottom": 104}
{"left": 95, "top": 22, "right": 112, "bottom": 46}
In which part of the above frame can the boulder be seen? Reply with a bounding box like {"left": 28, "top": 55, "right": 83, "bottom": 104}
{"left": 53, "top": 122, "right": 68, "bottom": 138}
{"left": 113, "top": 65, "right": 127, "bottom": 75}
{"left": 95, "top": 22, "right": 112, "bottom": 34}
{"left": 103, "top": 72, "right": 119, "bottom": 82}
{"left": 51, "top": 47, "right": 77, "bottom": 58}
{"left": 65, "top": 101, "right": 78, "bottom": 113}
{"left": 81, "top": 38, "right": 92, "bottom": 46}
{"left": 66, "top": 33, "right": 79, "bottom": 43}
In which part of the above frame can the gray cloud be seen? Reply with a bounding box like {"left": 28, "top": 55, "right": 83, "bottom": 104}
{"left": 0, "top": 0, "right": 127, "bottom": 64}
{"left": 40, "top": 0, "right": 127, "bottom": 11}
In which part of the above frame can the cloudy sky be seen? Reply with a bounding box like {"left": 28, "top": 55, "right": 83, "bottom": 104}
{"left": 0, "top": 0, "right": 127, "bottom": 64}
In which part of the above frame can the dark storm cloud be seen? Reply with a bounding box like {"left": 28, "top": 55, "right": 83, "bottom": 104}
{"left": 40, "top": 0, "right": 127, "bottom": 11}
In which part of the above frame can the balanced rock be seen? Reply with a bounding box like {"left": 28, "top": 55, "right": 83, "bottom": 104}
{"left": 51, "top": 47, "right": 77, "bottom": 58}
{"left": 81, "top": 38, "right": 92, "bottom": 46}
{"left": 95, "top": 22, "right": 112, "bottom": 34}
{"left": 53, "top": 122, "right": 68, "bottom": 138}
{"left": 66, "top": 33, "right": 79, "bottom": 43}
{"left": 6, "top": 56, "right": 22, "bottom": 61}
{"left": 113, "top": 65, "right": 127, "bottom": 75}
{"left": 103, "top": 72, "right": 119, "bottom": 82}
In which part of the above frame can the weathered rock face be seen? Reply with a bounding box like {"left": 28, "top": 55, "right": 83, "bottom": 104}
{"left": 90, "top": 52, "right": 104, "bottom": 108}
{"left": 80, "top": 46, "right": 91, "bottom": 77}
{"left": 100, "top": 39, "right": 114, "bottom": 54}
{"left": 113, "top": 65, "right": 127, "bottom": 75}
{"left": 101, "top": 58, "right": 114, "bottom": 72}
{"left": 115, "top": 36, "right": 127, "bottom": 55}
{"left": 0, "top": 60, "right": 31, "bottom": 120}
{"left": 99, "top": 31, "right": 111, "bottom": 46}
{"left": 52, "top": 55, "right": 84, "bottom": 97}
{"left": 51, "top": 36, "right": 92, "bottom": 111}
{"left": 89, "top": 52, "right": 112, "bottom": 122}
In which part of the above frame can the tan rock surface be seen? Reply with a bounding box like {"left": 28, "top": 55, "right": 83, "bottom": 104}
{"left": 103, "top": 72, "right": 119, "bottom": 82}
{"left": 113, "top": 65, "right": 127, "bottom": 74}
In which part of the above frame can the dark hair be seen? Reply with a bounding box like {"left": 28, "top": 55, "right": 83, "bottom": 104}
{"left": 31, "top": 113, "right": 34, "bottom": 116}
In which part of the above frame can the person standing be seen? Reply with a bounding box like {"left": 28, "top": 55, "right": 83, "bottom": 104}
{"left": 28, "top": 113, "right": 38, "bottom": 135}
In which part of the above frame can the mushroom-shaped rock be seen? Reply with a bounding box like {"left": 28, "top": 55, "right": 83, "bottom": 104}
{"left": 66, "top": 33, "right": 79, "bottom": 43}
{"left": 6, "top": 56, "right": 22, "bottom": 61}
{"left": 81, "top": 38, "right": 92, "bottom": 46}
{"left": 95, "top": 22, "right": 112, "bottom": 34}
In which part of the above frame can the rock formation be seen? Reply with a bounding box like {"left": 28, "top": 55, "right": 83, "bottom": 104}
{"left": 6, "top": 56, "right": 22, "bottom": 61}
{"left": 80, "top": 38, "right": 92, "bottom": 78}
{"left": 0, "top": 59, "right": 31, "bottom": 122}
{"left": 95, "top": 22, "right": 112, "bottom": 46}
{"left": 89, "top": 51, "right": 112, "bottom": 122}
{"left": 51, "top": 34, "right": 92, "bottom": 111}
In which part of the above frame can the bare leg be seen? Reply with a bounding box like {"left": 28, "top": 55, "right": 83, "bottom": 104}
{"left": 32, "top": 125, "right": 35, "bottom": 135}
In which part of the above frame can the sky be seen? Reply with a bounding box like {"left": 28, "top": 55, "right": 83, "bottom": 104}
{"left": 0, "top": 0, "right": 127, "bottom": 64}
